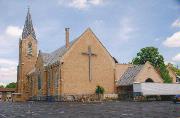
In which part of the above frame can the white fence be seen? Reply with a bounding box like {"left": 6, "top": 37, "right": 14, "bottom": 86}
{"left": 133, "top": 83, "right": 180, "bottom": 95}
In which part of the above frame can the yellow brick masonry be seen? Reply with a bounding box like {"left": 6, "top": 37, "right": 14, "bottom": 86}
{"left": 60, "top": 28, "right": 116, "bottom": 95}
{"left": 17, "top": 29, "right": 177, "bottom": 101}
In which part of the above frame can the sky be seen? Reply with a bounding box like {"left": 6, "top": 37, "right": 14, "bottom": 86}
{"left": 0, "top": 0, "right": 180, "bottom": 85}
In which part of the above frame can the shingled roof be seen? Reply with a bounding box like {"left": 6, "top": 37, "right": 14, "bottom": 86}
{"left": 41, "top": 52, "right": 51, "bottom": 64}
{"left": 40, "top": 39, "right": 78, "bottom": 66}
{"left": 117, "top": 65, "right": 144, "bottom": 86}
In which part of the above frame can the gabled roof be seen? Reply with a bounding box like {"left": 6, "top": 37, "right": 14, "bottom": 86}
{"left": 27, "top": 39, "right": 78, "bottom": 76}
{"left": 40, "top": 38, "right": 78, "bottom": 66}
{"left": 41, "top": 52, "right": 51, "bottom": 64}
{"left": 117, "top": 65, "right": 144, "bottom": 86}
{"left": 167, "top": 64, "right": 177, "bottom": 77}
{"left": 39, "top": 28, "right": 115, "bottom": 67}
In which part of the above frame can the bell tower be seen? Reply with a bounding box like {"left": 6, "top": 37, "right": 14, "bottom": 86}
{"left": 17, "top": 8, "right": 37, "bottom": 100}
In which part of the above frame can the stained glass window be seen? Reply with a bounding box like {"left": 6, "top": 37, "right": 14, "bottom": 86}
{"left": 38, "top": 74, "right": 41, "bottom": 90}
{"left": 48, "top": 72, "right": 50, "bottom": 88}
{"left": 47, "top": 71, "right": 51, "bottom": 96}
{"left": 54, "top": 71, "right": 59, "bottom": 96}
{"left": 31, "top": 79, "right": 34, "bottom": 96}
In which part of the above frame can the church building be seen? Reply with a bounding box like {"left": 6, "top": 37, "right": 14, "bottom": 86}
{"left": 16, "top": 9, "right": 117, "bottom": 101}
{"left": 15, "top": 9, "right": 177, "bottom": 101}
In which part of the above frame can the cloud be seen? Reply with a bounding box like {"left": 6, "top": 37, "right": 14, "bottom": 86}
{"left": 5, "top": 26, "right": 22, "bottom": 37}
{"left": 172, "top": 53, "right": 180, "bottom": 62}
{"left": 0, "top": 58, "right": 17, "bottom": 85}
{"left": 0, "top": 25, "right": 22, "bottom": 55}
{"left": 0, "top": 26, "right": 21, "bottom": 84}
{"left": 58, "top": 0, "right": 104, "bottom": 10}
{"left": 69, "top": 0, "right": 87, "bottom": 9}
{"left": 89, "top": 0, "right": 103, "bottom": 5}
{"left": 172, "top": 18, "right": 180, "bottom": 28}
{"left": 0, "top": 67, "right": 17, "bottom": 85}
{"left": 163, "top": 31, "right": 180, "bottom": 47}
{"left": 118, "top": 17, "right": 137, "bottom": 41}
{"left": 0, "top": 58, "right": 17, "bottom": 67}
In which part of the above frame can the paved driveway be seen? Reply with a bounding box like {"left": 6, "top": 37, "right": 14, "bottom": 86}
{"left": 0, "top": 101, "right": 180, "bottom": 118}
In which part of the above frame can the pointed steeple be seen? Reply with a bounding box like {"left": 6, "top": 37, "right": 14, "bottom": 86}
{"left": 22, "top": 8, "right": 36, "bottom": 40}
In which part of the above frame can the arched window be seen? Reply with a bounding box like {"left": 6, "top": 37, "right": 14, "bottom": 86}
{"left": 47, "top": 71, "right": 51, "bottom": 96}
{"left": 145, "top": 78, "right": 154, "bottom": 82}
{"left": 38, "top": 74, "right": 41, "bottom": 90}
{"left": 48, "top": 71, "right": 51, "bottom": 88}
{"left": 32, "top": 79, "right": 34, "bottom": 96}
{"left": 27, "top": 42, "right": 32, "bottom": 55}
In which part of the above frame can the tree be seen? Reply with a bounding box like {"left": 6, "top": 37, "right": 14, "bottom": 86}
{"left": 132, "top": 47, "right": 172, "bottom": 83}
{"left": 95, "top": 85, "right": 105, "bottom": 100}
{"left": 0, "top": 85, "right": 4, "bottom": 88}
{"left": 6, "top": 82, "right": 16, "bottom": 88}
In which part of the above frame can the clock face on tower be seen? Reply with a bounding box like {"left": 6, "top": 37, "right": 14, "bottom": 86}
{"left": 27, "top": 42, "right": 32, "bottom": 56}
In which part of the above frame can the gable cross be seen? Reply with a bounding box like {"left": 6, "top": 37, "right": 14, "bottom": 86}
{"left": 82, "top": 46, "right": 97, "bottom": 81}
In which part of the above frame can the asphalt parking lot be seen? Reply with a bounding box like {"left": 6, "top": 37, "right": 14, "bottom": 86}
{"left": 0, "top": 101, "right": 180, "bottom": 118}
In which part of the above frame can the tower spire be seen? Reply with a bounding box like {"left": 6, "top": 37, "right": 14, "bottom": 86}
{"left": 22, "top": 7, "right": 36, "bottom": 40}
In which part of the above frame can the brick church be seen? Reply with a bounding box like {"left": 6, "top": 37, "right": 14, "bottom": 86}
{"left": 15, "top": 9, "right": 177, "bottom": 101}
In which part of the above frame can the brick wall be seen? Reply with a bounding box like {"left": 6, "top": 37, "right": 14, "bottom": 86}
{"left": 135, "top": 62, "right": 163, "bottom": 83}
{"left": 61, "top": 29, "right": 116, "bottom": 95}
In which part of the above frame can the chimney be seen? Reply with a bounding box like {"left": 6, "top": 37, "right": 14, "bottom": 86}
{"left": 65, "top": 28, "right": 70, "bottom": 48}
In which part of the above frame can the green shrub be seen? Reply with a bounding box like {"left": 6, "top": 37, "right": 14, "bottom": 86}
{"left": 95, "top": 85, "right": 105, "bottom": 95}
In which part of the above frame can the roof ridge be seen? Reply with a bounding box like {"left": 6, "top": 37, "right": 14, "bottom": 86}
{"left": 39, "top": 27, "right": 112, "bottom": 66}
{"left": 40, "top": 38, "right": 79, "bottom": 66}
{"left": 117, "top": 64, "right": 144, "bottom": 86}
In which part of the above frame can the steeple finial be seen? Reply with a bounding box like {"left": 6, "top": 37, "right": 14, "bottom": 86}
{"left": 22, "top": 7, "right": 36, "bottom": 40}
